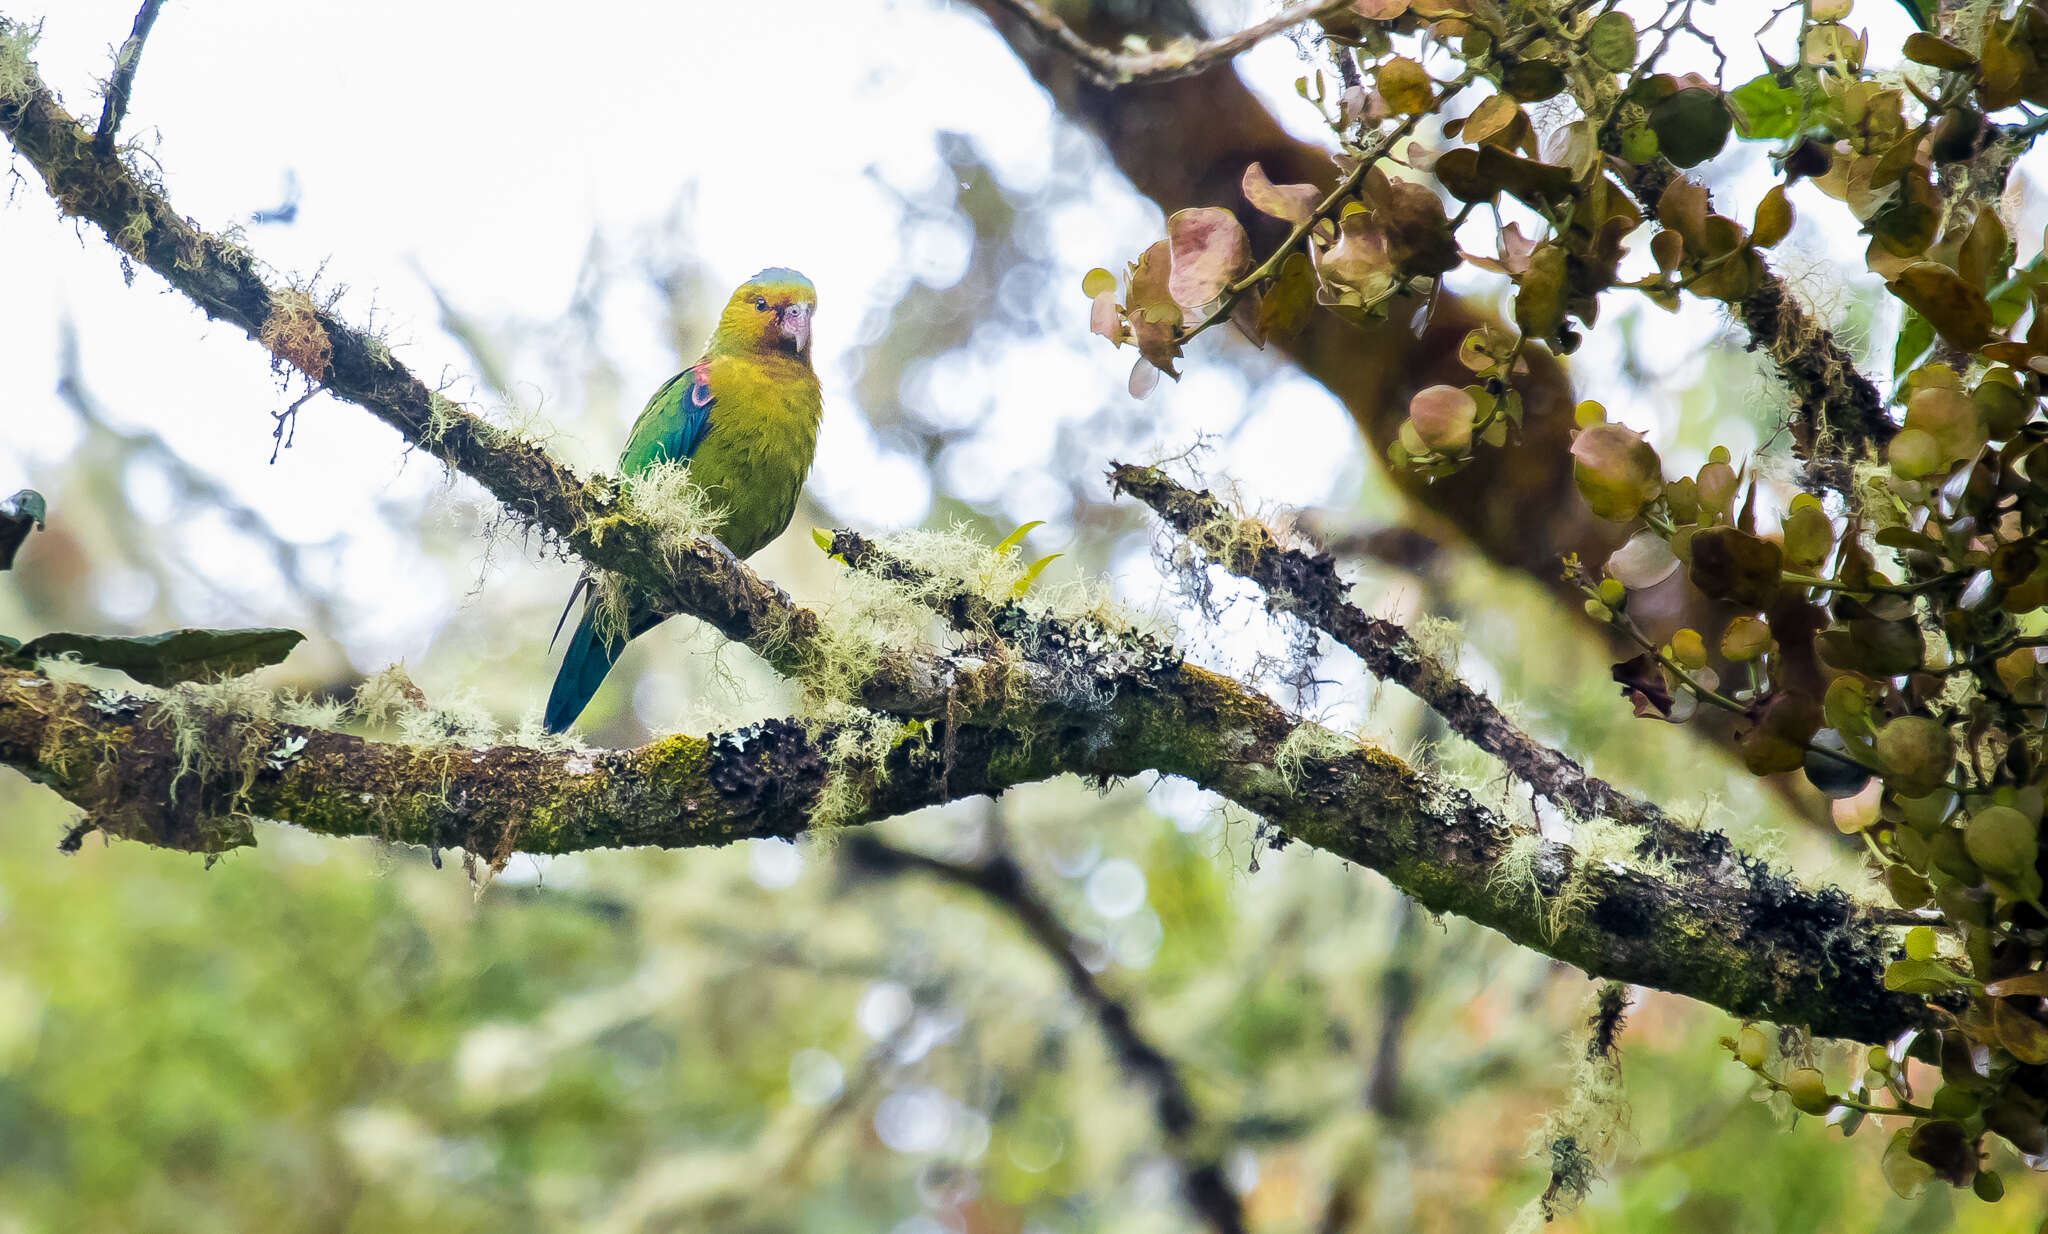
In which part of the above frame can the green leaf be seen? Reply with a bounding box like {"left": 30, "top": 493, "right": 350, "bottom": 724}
{"left": 1988, "top": 254, "right": 2043, "bottom": 329}
{"left": 1649, "top": 88, "right": 1732, "bottom": 167}
{"left": 1012, "top": 554, "right": 1063, "bottom": 597}
{"left": 18, "top": 627, "right": 305, "bottom": 686}
{"left": 1892, "top": 308, "right": 1935, "bottom": 379}
{"left": 994, "top": 520, "right": 1044, "bottom": 556}
{"left": 1586, "top": 12, "right": 1637, "bottom": 71}
{"left": 1890, "top": 0, "right": 1935, "bottom": 31}
{"left": 0, "top": 489, "right": 45, "bottom": 571}
{"left": 1881, "top": 957, "right": 1978, "bottom": 994}
{"left": 1727, "top": 74, "right": 1802, "bottom": 141}
{"left": 812, "top": 527, "right": 835, "bottom": 554}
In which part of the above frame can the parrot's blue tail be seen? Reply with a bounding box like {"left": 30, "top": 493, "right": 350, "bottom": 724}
{"left": 544, "top": 599, "right": 625, "bottom": 734}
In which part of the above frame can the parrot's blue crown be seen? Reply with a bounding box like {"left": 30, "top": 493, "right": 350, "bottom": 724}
{"left": 751, "top": 267, "right": 814, "bottom": 294}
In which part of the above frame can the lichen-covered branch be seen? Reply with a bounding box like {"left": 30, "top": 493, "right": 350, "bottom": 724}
{"left": 814, "top": 532, "right": 1923, "bottom": 1045}
{"left": 1609, "top": 156, "right": 1892, "bottom": 486}
{"left": 0, "top": 666, "right": 1038, "bottom": 857}
{"left": 1108, "top": 462, "right": 1728, "bottom": 868}
{"left": 985, "top": 0, "right": 1354, "bottom": 88}
{"left": 0, "top": 606, "right": 1924, "bottom": 1044}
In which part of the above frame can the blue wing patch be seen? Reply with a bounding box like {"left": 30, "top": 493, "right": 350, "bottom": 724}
{"left": 670, "top": 360, "right": 714, "bottom": 462}
{"left": 623, "top": 360, "right": 716, "bottom": 471}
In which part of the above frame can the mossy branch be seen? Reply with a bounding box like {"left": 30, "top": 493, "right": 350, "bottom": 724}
{"left": 1107, "top": 462, "right": 1729, "bottom": 870}
{"left": 1, "top": 625, "right": 1925, "bottom": 1044}
{"left": 812, "top": 531, "right": 1925, "bottom": 1044}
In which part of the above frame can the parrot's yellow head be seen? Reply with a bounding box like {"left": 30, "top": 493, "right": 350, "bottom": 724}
{"left": 713, "top": 268, "right": 817, "bottom": 362}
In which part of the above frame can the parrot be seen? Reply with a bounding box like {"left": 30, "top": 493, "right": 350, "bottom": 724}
{"left": 543, "top": 268, "right": 822, "bottom": 733}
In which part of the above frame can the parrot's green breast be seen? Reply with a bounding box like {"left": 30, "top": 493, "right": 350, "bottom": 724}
{"left": 681, "top": 353, "right": 822, "bottom": 558}
{"left": 619, "top": 351, "right": 822, "bottom": 559}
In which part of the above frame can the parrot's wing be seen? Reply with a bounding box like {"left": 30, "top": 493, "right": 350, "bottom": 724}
{"left": 619, "top": 360, "right": 715, "bottom": 473}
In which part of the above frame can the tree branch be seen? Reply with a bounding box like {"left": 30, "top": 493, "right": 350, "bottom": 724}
{"left": 91, "top": 0, "right": 164, "bottom": 156}
{"left": 814, "top": 533, "right": 1924, "bottom": 1045}
{"left": 1108, "top": 461, "right": 1729, "bottom": 873}
{"left": 1612, "top": 157, "right": 1893, "bottom": 487}
{"left": 846, "top": 833, "right": 1244, "bottom": 1234}
{"left": 984, "top": 0, "right": 1354, "bottom": 88}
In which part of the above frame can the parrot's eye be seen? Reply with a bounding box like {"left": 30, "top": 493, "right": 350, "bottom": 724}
{"left": 753, "top": 296, "right": 770, "bottom": 311}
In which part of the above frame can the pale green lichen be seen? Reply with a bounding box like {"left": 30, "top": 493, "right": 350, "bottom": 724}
{"left": 1488, "top": 828, "right": 1548, "bottom": 911}
{"left": 149, "top": 675, "right": 288, "bottom": 809}
{"left": 423, "top": 392, "right": 465, "bottom": 449}
{"left": 809, "top": 710, "right": 920, "bottom": 837}
{"left": 350, "top": 662, "right": 508, "bottom": 751}
{"left": 0, "top": 20, "right": 39, "bottom": 106}
{"left": 1411, "top": 614, "right": 1465, "bottom": 673}
{"left": 278, "top": 692, "right": 347, "bottom": 730}
{"left": 350, "top": 663, "right": 428, "bottom": 730}
{"left": 792, "top": 567, "right": 936, "bottom": 715}
{"left": 394, "top": 689, "right": 497, "bottom": 749}
{"left": 587, "top": 459, "right": 729, "bottom": 645}
{"left": 1272, "top": 720, "right": 1359, "bottom": 791}
{"left": 1512, "top": 986, "right": 1632, "bottom": 1228}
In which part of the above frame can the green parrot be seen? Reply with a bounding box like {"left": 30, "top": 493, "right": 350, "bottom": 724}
{"left": 544, "top": 268, "right": 822, "bottom": 733}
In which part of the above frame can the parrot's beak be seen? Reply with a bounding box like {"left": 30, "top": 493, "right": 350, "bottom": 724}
{"left": 778, "top": 302, "right": 812, "bottom": 354}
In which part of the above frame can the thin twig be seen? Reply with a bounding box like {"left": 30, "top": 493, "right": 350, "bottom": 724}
{"left": 92, "top": 0, "right": 165, "bottom": 156}
{"left": 845, "top": 833, "right": 1245, "bottom": 1234}
{"left": 1109, "top": 461, "right": 1732, "bottom": 876}
{"left": 988, "top": 0, "right": 1355, "bottom": 88}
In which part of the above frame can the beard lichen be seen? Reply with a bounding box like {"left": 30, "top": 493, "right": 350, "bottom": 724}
{"left": 584, "top": 459, "right": 728, "bottom": 646}
{"left": 258, "top": 288, "right": 333, "bottom": 380}
{"left": 1271, "top": 720, "right": 1361, "bottom": 792}
{"left": 1508, "top": 983, "right": 1633, "bottom": 1231}
{"left": 807, "top": 710, "right": 924, "bottom": 839}
{"left": 0, "top": 19, "right": 39, "bottom": 106}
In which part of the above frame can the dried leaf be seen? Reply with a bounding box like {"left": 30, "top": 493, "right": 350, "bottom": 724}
{"left": 1242, "top": 163, "right": 1321, "bottom": 224}
{"left": 1165, "top": 208, "right": 1251, "bottom": 311}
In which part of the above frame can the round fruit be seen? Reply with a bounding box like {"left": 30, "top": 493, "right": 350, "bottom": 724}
{"left": 1965, "top": 806, "right": 2037, "bottom": 877}
{"left": 1785, "top": 1067, "right": 1834, "bottom": 1115}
